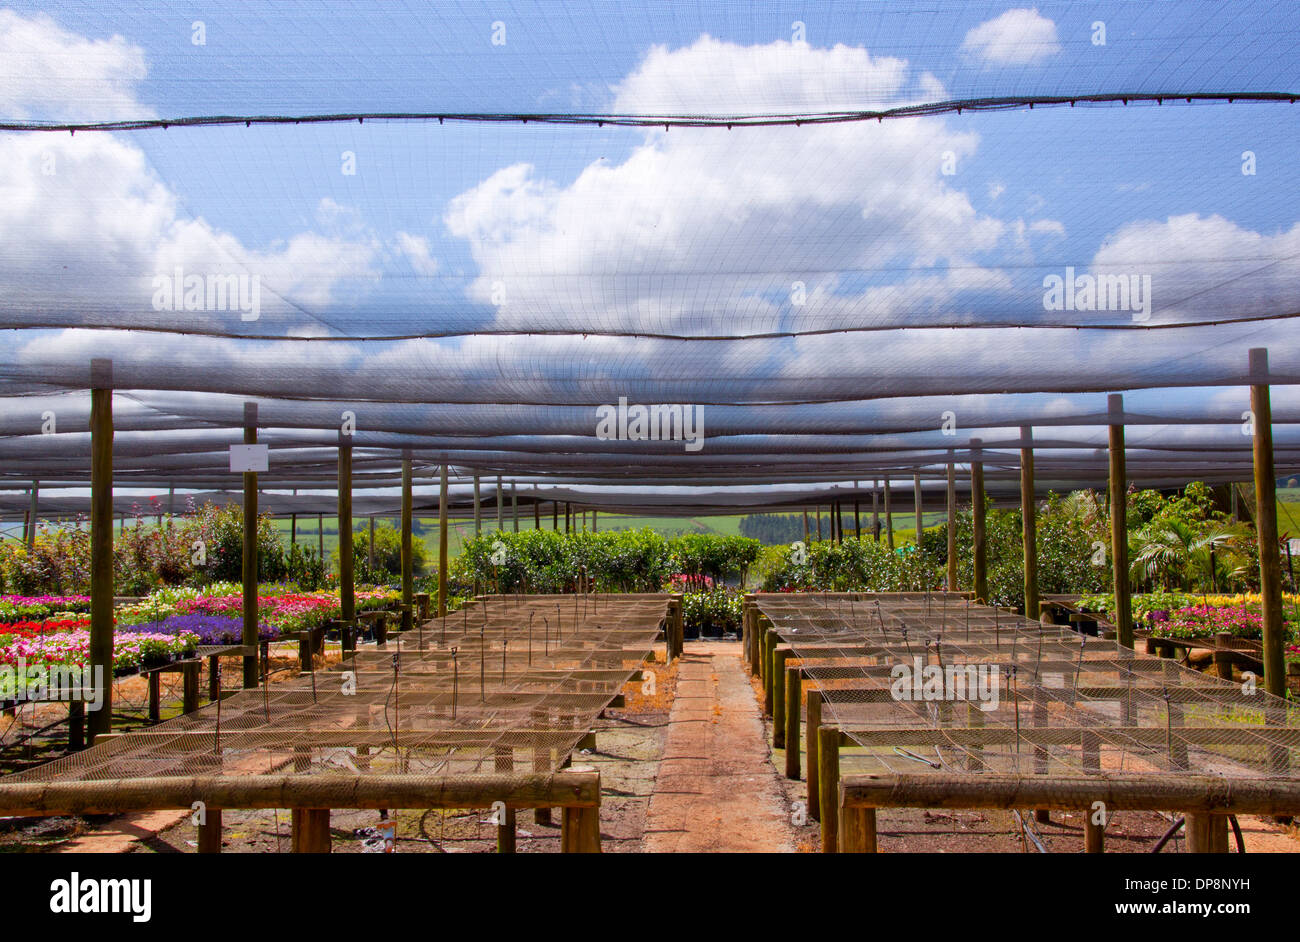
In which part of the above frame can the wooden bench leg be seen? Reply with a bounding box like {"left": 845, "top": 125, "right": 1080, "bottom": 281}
{"left": 198, "top": 809, "right": 223, "bottom": 853}
{"left": 290, "top": 809, "right": 332, "bottom": 853}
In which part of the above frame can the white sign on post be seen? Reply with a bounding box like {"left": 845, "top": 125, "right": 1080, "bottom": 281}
{"left": 229, "top": 443, "right": 269, "bottom": 473}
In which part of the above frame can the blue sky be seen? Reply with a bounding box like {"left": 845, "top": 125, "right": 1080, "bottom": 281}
{"left": 1, "top": 0, "right": 1299, "bottom": 462}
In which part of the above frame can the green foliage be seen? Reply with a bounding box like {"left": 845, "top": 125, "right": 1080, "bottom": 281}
{"left": 336, "top": 521, "right": 429, "bottom": 584}
{"left": 759, "top": 536, "right": 941, "bottom": 592}
{"left": 682, "top": 588, "right": 744, "bottom": 637}
{"left": 449, "top": 529, "right": 760, "bottom": 593}
{"left": 738, "top": 513, "right": 804, "bottom": 545}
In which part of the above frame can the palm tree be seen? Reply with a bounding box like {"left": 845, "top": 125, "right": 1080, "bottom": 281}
{"left": 1131, "top": 520, "right": 1249, "bottom": 592}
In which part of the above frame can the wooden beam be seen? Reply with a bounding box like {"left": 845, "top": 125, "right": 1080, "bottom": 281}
{"left": 946, "top": 459, "right": 958, "bottom": 591}
{"left": 913, "top": 473, "right": 923, "bottom": 550}
{"left": 338, "top": 437, "right": 355, "bottom": 624}
{"left": 1108, "top": 395, "right": 1133, "bottom": 648}
{"left": 883, "top": 477, "right": 894, "bottom": 550}
{"left": 291, "top": 808, "right": 331, "bottom": 853}
{"left": 841, "top": 773, "right": 1300, "bottom": 816}
{"left": 971, "top": 439, "right": 987, "bottom": 603}
{"left": 438, "top": 465, "right": 449, "bottom": 617}
{"left": 473, "top": 474, "right": 482, "bottom": 536}
{"left": 401, "top": 451, "right": 413, "bottom": 631}
{"left": 242, "top": 402, "right": 259, "bottom": 689}
{"left": 1021, "top": 426, "right": 1039, "bottom": 622}
{"left": 1251, "top": 349, "right": 1285, "bottom": 697}
{"left": 88, "top": 360, "right": 113, "bottom": 742}
{"left": 0, "top": 772, "right": 602, "bottom": 817}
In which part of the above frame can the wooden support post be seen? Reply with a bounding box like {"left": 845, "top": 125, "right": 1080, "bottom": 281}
{"left": 806, "top": 689, "right": 822, "bottom": 818}
{"left": 913, "top": 472, "right": 923, "bottom": 549}
{"left": 317, "top": 512, "right": 324, "bottom": 561}
{"left": 290, "top": 513, "right": 296, "bottom": 545}
{"left": 784, "top": 663, "right": 801, "bottom": 780}
{"left": 496, "top": 476, "right": 504, "bottom": 531}
{"left": 1020, "top": 427, "right": 1039, "bottom": 623}
{"left": 290, "top": 808, "right": 332, "bottom": 853}
{"left": 147, "top": 670, "right": 161, "bottom": 724}
{"left": 68, "top": 701, "right": 84, "bottom": 751}
{"left": 772, "top": 648, "right": 788, "bottom": 748}
{"left": 26, "top": 480, "right": 38, "bottom": 547}
{"left": 552, "top": 501, "right": 558, "bottom": 531}
{"left": 400, "top": 452, "right": 414, "bottom": 632}
{"left": 338, "top": 436, "right": 355, "bottom": 628}
{"left": 560, "top": 771, "right": 601, "bottom": 853}
{"left": 367, "top": 515, "right": 375, "bottom": 575}
{"left": 1084, "top": 816, "right": 1105, "bottom": 853}
{"left": 438, "top": 465, "right": 449, "bottom": 617}
{"left": 818, "top": 725, "right": 839, "bottom": 853}
{"left": 884, "top": 477, "right": 894, "bottom": 550}
{"left": 763, "top": 629, "right": 777, "bottom": 716}
{"left": 511, "top": 481, "right": 518, "bottom": 532}
{"left": 1250, "top": 349, "right": 1285, "bottom": 696}
{"left": 88, "top": 359, "right": 114, "bottom": 742}
{"left": 1108, "top": 395, "right": 1134, "bottom": 648}
{"left": 946, "top": 458, "right": 958, "bottom": 591}
{"left": 872, "top": 480, "right": 880, "bottom": 541}
{"left": 1184, "top": 813, "right": 1229, "bottom": 853}
{"left": 534, "top": 499, "right": 540, "bottom": 531}
{"left": 242, "top": 402, "right": 259, "bottom": 689}
{"left": 840, "top": 806, "right": 878, "bottom": 854}
{"left": 198, "top": 808, "right": 222, "bottom": 853}
{"left": 473, "top": 474, "right": 482, "bottom": 535}
{"left": 967, "top": 701, "right": 985, "bottom": 771}
{"left": 182, "top": 660, "right": 200, "bottom": 714}
{"left": 802, "top": 508, "right": 809, "bottom": 544}
{"left": 971, "top": 439, "right": 987, "bottom": 603}
{"left": 495, "top": 746, "right": 517, "bottom": 853}
{"left": 853, "top": 480, "right": 861, "bottom": 539}
{"left": 816, "top": 506, "right": 822, "bottom": 542}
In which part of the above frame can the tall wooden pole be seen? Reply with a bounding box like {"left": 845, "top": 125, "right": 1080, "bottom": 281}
{"left": 552, "top": 500, "right": 558, "bottom": 531}
{"left": 534, "top": 497, "right": 540, "bottom": 530}
{"left": 367, "top": 515, "right": 376, "bottom": 575}
{"left": 1020, "top": 426, "right": 1038, "bottom": 622}
{"left": 946, "top": 458, "right": 958, "bottom": 591}
{"left": 88, "top": 360, "right": 113, "bottom": 741}
{"left": 971, "top": 439, "right": 988, "bottom": 603}
{"left": 242, "top": 402, "right": 259, "bottom": 690}
{"left": 1107, "top": 395, "right": 1133, "bottom": 647}
{"left": 853, "top": 480, "right": 861, "bottom": 539}
{"left": 872, "top": 480, "right": 880, "bottom": 541}
{"left": 511, "top": 481, "right": 518, "bottom": 532}
{"left": 26, "top": 481, "right": 38, "bottom": 547}
{"left": 290, "top": 513, "right": 296, "bottom": 545}
{"left": 803, "top": 508, "right": 809, "bottom": 544}
{"left": 438, "top": 465, "right": 449, "bottom": 617}
{"left": 338, "top": 436, "right": 355, "bottom": 626}
{"left": 473, "top": 474, "right": 482, "bottom": 536}
{"left": 592, "top": 508, "right": 598, "bottom": 533}
{"left": 317, "top": 512, "right": 324, "bottom": 561}
{"left": 884, "top": 478, "right": 894, "bottom": 550}
{"left": 496, "top": 476, "right": 504, "bottom": 531}
{"left": 816, "top": 506, "right": 822, "bottom": 542}
{"left": 913, "top": 473, "right": 923, "bottom": 548}
{"left": 401, "top": 451, "right": 413, "bottom": 630}
{"left": 1250, "top": 349, "right": 1285, "bottom": 696}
